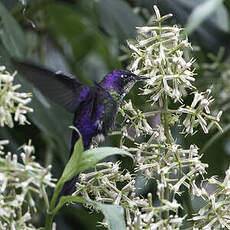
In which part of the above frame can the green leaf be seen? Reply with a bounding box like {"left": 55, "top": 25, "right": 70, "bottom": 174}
{"left": 49, "top": 133, "right": 84, "bottom": 211}
{"left": 45, "top": 3, "right": 104, "bottom": 61}
{"left": 95, "top": 202, "right": 126, "bottom": 230}
{"left": 53, "top": 196, "right": 126, "bottom": 230}
{"left": 95, "top": 0, "right": 143, "bottom": 40}
{"left": 44, "top": 3, "right": 114, "bottom": 77}
{"left": 76, "top": 147, "right": 133, "bottom": 173}
{"left": 56, "top": 142, "right": 133, "bottom": 188}
{"left": 51, "top": 143, "right": 132, "bottom": 211}
{"left": 53, "top": 196, "right": 85, "bottom": 214}
{"left": 186, "top": 0, "right": 224, "bottom": 33}
{"left": 59, "top": 133, "right": 84, "bottom": 184}
{"left": 45, "top": 3, "right": 87, "bottom": 60}
{"left": 59, "top": 143, "right": 133, "bottom": 185}
{"left": 0, "top": 2, "right": 26, "bottom": 57}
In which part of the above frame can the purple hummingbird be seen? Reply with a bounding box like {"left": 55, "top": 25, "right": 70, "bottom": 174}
{"left": 12, "top": 60, "right": 149, "bottom": 195}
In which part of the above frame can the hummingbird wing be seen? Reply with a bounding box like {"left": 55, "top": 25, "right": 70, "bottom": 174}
{"left": 12, "top": 59, "right": 88, "bottom": 113}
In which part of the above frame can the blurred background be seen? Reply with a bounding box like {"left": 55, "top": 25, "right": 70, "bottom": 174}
{"left": 0, "top": 0, "right": 230, "bottom": 229}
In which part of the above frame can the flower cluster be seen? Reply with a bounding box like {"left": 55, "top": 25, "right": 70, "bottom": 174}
{"left": 128, "top": 8, "right": 194, "bottom": 104}
{"left": 192, "top": 166, "right": 230, "bottom": 229}
{"left": 0, "top": 142, "right": 55, "bottom": 230}
{"left": 73, "top": 5, "right": 223, "bottom": 229}
{"left": 134, "top": 142, "right": 208, "bottom": 194}
{"left": 74, "top": 162, "right": 135, "bottom": 206}
{"left": 119, "top": 100, "right": 154, "bottom": 139}
{"left": 127, "top": 6, "right": 222, "bottom": 136}
{"left": 127, "top": 199, "right": 185, "bottom": 230}
{"left": 0, "top": 66, "right": 33, "bottom": 128}
{"left": 74, "top": 161, "right": 184, "bottom": 230}
{"left": 179, "top": 89, "right": 222, "bottom": 134}
{"left": 0, "top": 65, "right": 55, "bottom": 229}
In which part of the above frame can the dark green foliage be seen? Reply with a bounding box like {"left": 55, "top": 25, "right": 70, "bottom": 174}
{"left": 0, "top": 0, "right": 230, "bottom": 229}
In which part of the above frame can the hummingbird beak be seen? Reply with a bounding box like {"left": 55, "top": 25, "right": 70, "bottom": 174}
{"left": 134, "top": 75, "right": 150, "bottom": 81}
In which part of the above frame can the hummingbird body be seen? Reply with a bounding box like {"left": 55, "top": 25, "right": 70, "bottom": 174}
{"left": 13, "top": 60, "right": 147, "bottom": 195}
{"left": 71, "top": 70, "right": 138, "bottom": 151}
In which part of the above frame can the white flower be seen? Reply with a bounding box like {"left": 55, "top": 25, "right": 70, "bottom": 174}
{"left": 180, "top": 89, "right": 222, "bottom": 134}
{"left": 0, "top": 66, "right": 32, "bottom": 128}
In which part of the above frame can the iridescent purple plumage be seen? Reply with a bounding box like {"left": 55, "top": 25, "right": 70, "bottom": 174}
{"left": 78, "top": 87, "right": 90, "bottom": 103}
{"left": 100, "top": 70, "right": 132, "bottom": 93}
{"left": 73, "top": 104, "right": 105, "bottom": 149}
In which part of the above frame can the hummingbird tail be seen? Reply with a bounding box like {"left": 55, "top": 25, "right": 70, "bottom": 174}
{"left": 61, "top": 174, "right": 79, "bottom": 196}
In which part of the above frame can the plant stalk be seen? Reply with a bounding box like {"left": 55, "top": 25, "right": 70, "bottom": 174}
{"left": 45, "top": 212, "right": 54, "bottom": 230}
{"left": 45, "top": 180, "right": 63, "bottom": 230}
{"left": 162, "top": 94, "right": 170, "bottom": 220}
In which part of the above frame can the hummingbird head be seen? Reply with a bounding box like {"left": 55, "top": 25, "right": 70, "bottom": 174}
{"left": 99, "top": 70, "right": 149, "bottom": 100}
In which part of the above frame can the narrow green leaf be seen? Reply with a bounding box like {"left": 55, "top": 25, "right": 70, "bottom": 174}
{"left": 49, "top": 132, "right": 84, "bottom": 211}
{"left": 186, "top": 0, "right": 224, "bottom": 33}
{"left": 59, "top": 133, "right": 84, "bottom": 184}
{"left": 95, "top": 202, "right": 126, "bottom": 230}
{"left": 53, "top": 196, "right": 85, "bottom": 214}
{"left": 76, "top": 147, "right": 133, "bottom": 173}
{"left": 0, "top": 2, "right": 26, "bottom": 57}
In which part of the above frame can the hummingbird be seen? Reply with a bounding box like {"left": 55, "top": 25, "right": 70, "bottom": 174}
{"left": 12, "top": 59, "right": 149, "bottom": 195}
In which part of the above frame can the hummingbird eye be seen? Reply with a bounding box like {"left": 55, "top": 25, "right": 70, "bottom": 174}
{"left": 121, "top": 74, "right": 129, "bottom": 79}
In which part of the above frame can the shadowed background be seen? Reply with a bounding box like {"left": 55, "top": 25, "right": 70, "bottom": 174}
{"left": 0, "top": 0, "right": 230, "bottom": 229}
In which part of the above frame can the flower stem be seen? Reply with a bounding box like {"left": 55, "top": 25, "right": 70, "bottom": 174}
{"left": 45, "top": 181, "right": 63, "bottom": 230}
{"left": 45, "top": 212, "right": 54, "bottom": 230}
{"left": 162, "top": 94, "right": 171, "bottom": 219}
{"left": 163, "top": 95, "right": 172, "bottom": 144}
